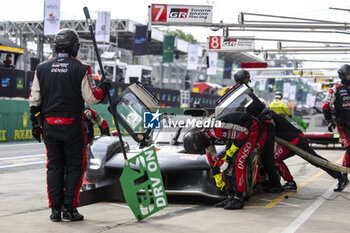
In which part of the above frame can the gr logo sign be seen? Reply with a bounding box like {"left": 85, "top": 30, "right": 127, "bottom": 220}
{"left": 169, "top": 8, "right": 189, "bottom": 18}
{"left": 209, "top": 37, "right": 237, "bottom": 49}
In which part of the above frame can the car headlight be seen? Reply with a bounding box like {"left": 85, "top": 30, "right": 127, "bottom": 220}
{"left": 89, "top": 158, "right": 102, "bottom": 170}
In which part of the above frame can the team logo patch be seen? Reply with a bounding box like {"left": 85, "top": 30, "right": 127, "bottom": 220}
{"left": 51, "top": 63, "right": 69, "bottom": 68}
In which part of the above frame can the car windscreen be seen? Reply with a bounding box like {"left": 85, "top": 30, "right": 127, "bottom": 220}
{"left": 110, "top": 82, "right": 160, "bottom": 143}
{"left": 215, "top": 84, "right": 266, "bottom": 118}
{"left": 117, "top": 92, "right": 147, "bottom": 133}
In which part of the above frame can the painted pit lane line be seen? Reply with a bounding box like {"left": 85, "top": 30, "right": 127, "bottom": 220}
{"left": 0, "top": 142, "right": 42, "bottom": 148}
{"left": 267, "top": 157, "right": 343, "bottom": 233}
{"left": 0, "top": 154, "right": 46, "bottom": 169}
{"left": 281, "top": 185, "right": 335, "bottom": 233}
{"left": 244, "top": 157, "right": 343, "bottom": 209}
{"left": 263, "top": 157, "right": 343, "bottom": 209}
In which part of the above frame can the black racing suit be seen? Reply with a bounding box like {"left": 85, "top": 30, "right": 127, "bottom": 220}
{"left": 204, "top": 111, "right": 261, "bottom": 194}
{"left": 257, "top": 114, "right": 281, "bottom": 188}
{"left": 323, "top": 83, "right": 350, "bottom": 169}
{"left": 29, "top": 53, "right": 106, "bottom": 208}
{"left": 225, "top": 83, "right": 281, "bottom": 189}
{"left": 270, "top": 111, "right": 342, "bottom": 181}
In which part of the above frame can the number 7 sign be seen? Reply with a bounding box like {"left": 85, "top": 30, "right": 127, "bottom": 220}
{"left": 151, "top": 4, "right": 167, "bottom": 22}
{"left": 151, "top": 4, "right": 213, "bottom": 24}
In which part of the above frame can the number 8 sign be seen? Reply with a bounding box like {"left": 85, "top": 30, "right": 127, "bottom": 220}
{"left": 208, "top": 36, "right": 221, "bottom": 50}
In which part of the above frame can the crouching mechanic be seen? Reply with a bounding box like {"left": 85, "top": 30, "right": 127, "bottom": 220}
{"left": 183, "top": 110, "right": 261, "bottom": 210}
{"left": 269, "top": 111, "right": 346, "bottom": 191}
{"left": 29, "top": 28, "right": 111, "bottom": 222}
{"left": 83, "top": 105, "right": 110, "bottom": 144}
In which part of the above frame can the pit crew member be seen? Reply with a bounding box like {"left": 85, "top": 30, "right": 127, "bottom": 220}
{"left": 183, "top": 110, "right": 261, "bottom": 210}
{"left": 29, "top": 28, "right": 111, "bottom": 222}
{"left": 322, "top": 64, "right": 350, "bottom": 191}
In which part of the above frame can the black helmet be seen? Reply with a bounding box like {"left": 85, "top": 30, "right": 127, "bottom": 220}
{"left": 183, "top": 129, "right": 211, "bottom": 154}
{"left": 234, "top": 69, "right": 250, "bottom": 84}
{"left": 54, "top": 28, "right": 80, "bottom": 57}
{"left": 275, "top": 91, "right": 283, "bottom": 100}
{"left": 338, "top": 64, "right": 350, "bottom": 85}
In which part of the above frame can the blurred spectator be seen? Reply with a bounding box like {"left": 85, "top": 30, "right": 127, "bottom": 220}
{"left": 94, "top": 70, "right": 102, "bottom": 80}
{"left": 4, "top": 54, "right": 14, "bottom": 68}
{"left": 269, "top": 91, "right": 292, "bottom": 117}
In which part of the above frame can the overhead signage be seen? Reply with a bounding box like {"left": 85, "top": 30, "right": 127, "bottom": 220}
{"left": 151, "top": 4, "right": 213, "bottom": 24}
{"left": 208, "top": 36, "right": 255, "bottom": 51}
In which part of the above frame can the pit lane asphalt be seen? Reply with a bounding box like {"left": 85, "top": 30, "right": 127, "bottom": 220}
{"left": 1, "top": 142, "right": 350, "bottom": 233}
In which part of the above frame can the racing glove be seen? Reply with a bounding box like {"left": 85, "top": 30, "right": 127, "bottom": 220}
{"left": 213, "top": 173, "right": 225, "bottom": 191}
{"left": 206, "top": 153, "right": 215, "bottom": 167}
{"left": 225, "top": 143, "right": 239, "bottom": 158}
{"left": 98, "top": 80, "right": 111, "bottom": 98}
{"left": 219, "top": 161, "right": 229, "bottom": 172}
{"left": 30, "top": 106, "right": 41, "bottom": 126}
{"left": 30, "top": 106, "right": 43, "bottom": 143}
{"left": 327, "top": 120, "right": 336, "bottom": 132}
{"left": 212, "top": 151, "right": 225, "bottom": 167}
{"left": 32, "top": 124, "right": 42, "bottom": 143}
{"left": 100, "top": 126, "right": 110, "bottom": 136}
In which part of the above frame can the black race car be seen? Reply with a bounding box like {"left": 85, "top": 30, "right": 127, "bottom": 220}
{"left": 80, "top": 83, "right": 262, "bottom": 205}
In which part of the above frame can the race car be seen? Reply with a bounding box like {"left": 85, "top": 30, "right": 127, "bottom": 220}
{"left": 80, "top": 83, "right": 262, "bottom": 205}
{"left": 304, "top": 114, "right": 340, "bottom": 146}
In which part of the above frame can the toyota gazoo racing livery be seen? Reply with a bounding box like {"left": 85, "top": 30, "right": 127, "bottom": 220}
{"left": 80, "top": 83, "right": 265, "bottom": 205}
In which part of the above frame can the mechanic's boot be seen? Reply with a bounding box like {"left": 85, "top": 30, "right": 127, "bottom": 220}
{"left": 334, "top": 174, "right": 349, "bottom": 192}
{"left": 224, "top": 193, "right": 244, "bottom": 210}
{"left": 50, "top": 206, "right": 62, "bottom": 222}
{"left": 214, "top": 194, "right": 234, "bottom": 208}
{"left": 282, "top": 180, "right": 297, "bottom": 191}
{"left": 265, "top": 183, "right": 283, "bottom": 193}
{"left": 62, "top": 206, "right": 84, "bottom": 221}
{"left": 253, "top": 182, "right": 264, "bottom": 195}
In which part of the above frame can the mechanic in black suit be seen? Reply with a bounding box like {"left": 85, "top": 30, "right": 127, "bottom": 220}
{"left": 29, "top": 28, "right": 110, "bottom": 222}
{"left": 229, "top": 71, "right": 282, "bottom": 193}
{"left": 323, "top": 64, "right": 350, "bottom": 192}
{"left": 269, "top": 110, "right": 345, "bottom": 192}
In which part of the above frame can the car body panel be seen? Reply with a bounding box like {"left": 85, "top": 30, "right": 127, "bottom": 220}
{"left": 304, "top": 114, "right": 340, "bottom": 145}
